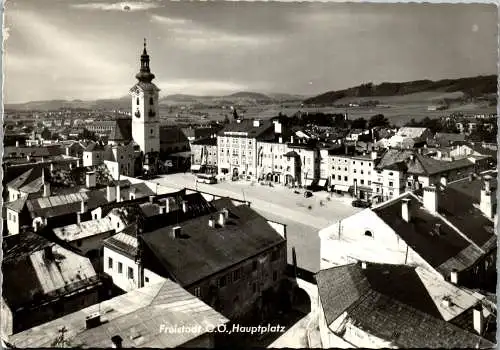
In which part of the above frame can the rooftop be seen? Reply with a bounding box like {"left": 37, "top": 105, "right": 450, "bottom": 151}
{"left": 217, "top": 119, "right": 274, "bottom": 139}
{"left": 141, "top": 199, "right": 285, "bottom": 287}
{"left": 8, "top": 279, "right": 228, "bottom": 348}
{"left": 447, "top": 171, "right": 498, "bottom": 203}
{"left": 316, "top": 263, "right": 493, "bottom": 348}
{"left": 53, "top": 218, "right": 116, "bottom": 242}
{"left": 2, "top": 232, "right": 98, "bottom": 312}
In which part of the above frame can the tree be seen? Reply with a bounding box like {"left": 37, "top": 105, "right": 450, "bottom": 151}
{"left": 350, "top": 118, "right": 367, "bottom": 130}
{"left": 368, "top": 114, "right": 390, "bottom": 128}
{"left": 81, "top": 128, "right": 98, "bottom": 141}
{"left": 40, "top": 127, "right": 52, "bottom": 140}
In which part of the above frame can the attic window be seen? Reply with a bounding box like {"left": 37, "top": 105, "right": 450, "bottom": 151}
{"left": 364, "top": 230, "right": 373, "bottom": 237}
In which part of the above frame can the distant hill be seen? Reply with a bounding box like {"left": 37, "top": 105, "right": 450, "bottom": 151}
{"left": 303, "top": 75, "right": 497, "bottom": 105}
{"left": 5, "top": 96, "right": 131, "bottom": 111}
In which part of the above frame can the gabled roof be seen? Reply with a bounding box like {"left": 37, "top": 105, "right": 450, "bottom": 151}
{"left": 316, "top": 263, "right": 493, "bottom": 348}
{"left": 2, "top": 233, "right": 98, "bottom": 312}
{"left": 141, "top": 200, "right": 285, "bottom": 287}
{"left": 6, "top": 167, "right": 49, "bottom": 192}
{"left": 217, "top": 119, "right": 274, "bottom": 139}
{"left": 4, "top": 196, "right": 28, "bottom": 213}
{"left": 447, "top": 171, "right": 498, "bottom": 203}
{"left": 26, "top": 191, "right": 108, "bottom": 219}
{"left": 84, "top": 141, "right": 105, "bottom": 152}
{"left": 8, "top": 279, "right": 228, "bottom": 348}
{"left": 372, "top": 191, "right": 495, "bottom": 276}
{"left": 109, "top": 118, "right": 132, "bottom": 142}
{"left": 396, "top": 127, "right": 429, "bottom": 138}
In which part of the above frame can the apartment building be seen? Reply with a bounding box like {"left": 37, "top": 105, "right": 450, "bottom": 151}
{"left": 190, "top": 136, "right": 218, "bottom": 173}
{"left": 217, "top": 119, "right": 274, "bottom": 180}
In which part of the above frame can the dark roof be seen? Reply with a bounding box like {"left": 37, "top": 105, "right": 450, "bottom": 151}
{"left": 192, "top": 137, "right": 217, "bottom": 146}
{"left": 5, "top": 196, "right": 28, "bottom": 213}
{"left": 141, "top": 200, "right": 285, "bottom": 287}
{"left": 372, "top": 193, "right": 484, "bottom": 275}
{"left": 448, "top": 172, "right": 498, "bottom": 203}
{"left": 4, "top": 146, "right": 51, "bottom": 158}
{"left": 109, "top": 118, "right": 132, "bottom": 141}
{"left": 217, "top": 119, "right": 274, "bottom": 139}
{"left": 84, "top": 141, "right": 105, "bottom": 152}
{"left": 160, "top": 126, "right": 190, "bottom": 144}
{"left": 316, "top": 263, "right": 493, "bottom": 348}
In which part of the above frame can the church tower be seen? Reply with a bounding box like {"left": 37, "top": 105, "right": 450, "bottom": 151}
{"left": 129, "top": 39, "right": 160, "bottom": 155}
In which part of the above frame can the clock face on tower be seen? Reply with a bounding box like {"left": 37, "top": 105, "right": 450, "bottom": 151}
{"left": 135, "top": 109, "right": 141, "bottom": 118}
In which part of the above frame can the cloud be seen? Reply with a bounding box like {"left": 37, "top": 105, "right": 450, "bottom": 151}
{"left": 72, "top": 1, "right": 160, "bottom": 11}
{"left": 152, "top": 14, "right": 281, "bottom": 49}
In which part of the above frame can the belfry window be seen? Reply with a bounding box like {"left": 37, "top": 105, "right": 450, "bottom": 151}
{"left": 149, "top": 97, "right": 154, "bottom": 105}
{"left": 136, "top": 98, "right": 139, "bottom": 105}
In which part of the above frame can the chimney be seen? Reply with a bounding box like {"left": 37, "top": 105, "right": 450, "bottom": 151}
{"left": 409, "top": 154, "right": 415, "bottom": 161}
{"left": 371, "top": 150, "right": 377, "bottom": 161}
{"left": 279, "top": 136, "right": 283, "bottom": 144}
{"left": 149, "top": 195, "right": 155, "bottom": 203}
{"left": 111, "top": 335, "right": 123, "bottom": 349}
{"left": 116, "top": 183, "right": 121, "bottom": 203}
{"left": 253, "top": 119, "right": 262, "bottom": 127}
{"left": 218, "top": 211, "right": 227, "bottom": 227}
{"left": 106, "top": 185, "right": 116, "bottom": 202}
{"left": 480, "top": 175, "right": 494, "bottom": 219}
{"left": 274, "top": 121, "right": 282, "bottom": 134}
{"left": 171, "top": 226, "right": 181, "bottom": 239}
{"left": 85, "top": 171, "right": 96, "bottom": 188}
{"left": 473, "top": 307, "right": 485, "bottom": 335}
{"left": 76, "top": 159, "right": 81, "bottom": 167}
{"left": 182, "top": 200, "right": 188, "bottom": 213}
{"left": 450, "top": 269, "right": 458, "bottom": 284}
{"left": 26, "top": 155, "right": 31, "bottom": 162}
{"left": 43, "top": 182, "right": 51, "bottom": 197}
{"left": 208, "top": 216, "right": 216, "bottom": 228}
{"left": 401, "top": 198, "right": 411, "bottom": 222}
{"left": 290, "top": 135, "right": 294, "bottom": 144}
{"left": 15, "top": 140, "right": 19, "bottom": 147}
{"left": 43, "top": 246, "right": 54, "bottom": 260}
{"left": 423, "top": 186, "right": 438, "bottom": 213}
{"left": 80, "top": 199, "right": 88, "bottom": 214}
{"left": 440, "top": 176, "right": 448, "bottom": 187}
{"left": 66, "top": 147, "right": 71, "bottom": 156}
{"left": 361, "top": 261, "right": 367, "bottom": 269}
{"left": 77, "top": 212, "right": 82, "bottom": 225}
{"left": 165, "top": 198, "right": 171, "bottom": 213}
{"left": 50, "top": 163, "right": 55, "bottom": 172}
{"left": 441, "top": 297, "right": 452, "bottom": 308}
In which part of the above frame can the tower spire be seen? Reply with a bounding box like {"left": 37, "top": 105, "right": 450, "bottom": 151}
{"left": 136, "top": 38, "right": 155, "bottom": 83}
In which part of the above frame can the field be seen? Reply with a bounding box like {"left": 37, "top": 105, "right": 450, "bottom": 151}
{"left": 159, "top": 90, "right": 496, "bottom": 127}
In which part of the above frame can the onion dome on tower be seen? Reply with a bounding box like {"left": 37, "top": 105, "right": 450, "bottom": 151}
{"left": 135, "top": 38, "right": 155, "bottom": 83}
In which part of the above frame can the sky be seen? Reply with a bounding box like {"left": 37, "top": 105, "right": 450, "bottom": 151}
{"left": 3, "top": 0, "right": 498, "bottom": 103}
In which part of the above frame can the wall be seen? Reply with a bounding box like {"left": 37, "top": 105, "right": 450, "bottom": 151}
{"left": 188, "top": 242, "right": 287, "bottom": 320}
{"left": 318, "top": 310, "right": 355, "bottom": 348}
{"left": 318, "top": 209, "right": 438, "bottom": 277}
{"left": 1, "top": 298, "right": 13, "bottom": 336}
{"left": 191, "top": 144, "right": 218, "bottom": 168}
{"left": 343, "top": 322, "right": 395, "bottom": 348}
{"left": 83, "top": 151, "right": 102, "bottom": 167}
{"left": 131, "top": 88, "right": 160, "bottom": 154}
{"left": 256, "top": 141, "right": 290, "bottom": 183}
{"left": 103, "top": 247, "right": 165, "bottom": 292}
{"left": 217, "top": 135, "right": 258, "bottom": 179}
{"left": 71, "top": 230, "right": 115, "bottom": 256}
{"left": 6, "top": 209, "right": 19, "bottom": 235}
{"left": 8, "top": 188, "right": 21, "bottom": 202}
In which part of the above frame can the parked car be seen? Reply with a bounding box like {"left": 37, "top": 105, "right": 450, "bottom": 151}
{"left": 351, "top": 199, "right": 371, "bottom": 208}
{"left": 304, "top": 191, "right": 313, "bottom": 198}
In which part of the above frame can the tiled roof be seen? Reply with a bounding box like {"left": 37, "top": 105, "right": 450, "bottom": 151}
{"left": 396, "top": 127, "right": 429, "bottom": 138}
{"left": 4, "top": 196, "right": 28, "bottom": 213}
{"left": 217, "top": 119, "right": 274, "bottom": 139}
{"left": 316, "top": 263, "right": 493, "bottom": 348}
{"left": 8, "top": 279, "right": 228, "bottom": 348}
{"left": 4, "top": 146, "right": 51, "bottom": 158}
{"left": 6, "top": 167, "right": 49, "bottom": 192}
{"left": 53, "top": 218, "right": 116, "bottom": 242}
{"left": 109, "top": 118, "right": 132, "bottom": 141}
{"left": 448, "top": 171, "right": 498, "bottom": 203}
{"left": 142, "top": 200, "right": 285, "bottom": 286}
{"left": 2, "top": 233, "right": 98, "bottom": 311}
{"left": 84, "top": 141, "right": 105, "bottom": 152}
{"left": 26, "top": 191, "right": 108, "bottom": 219}
{"left": 372, "top": 193, "right": 485, "bottom": 275}
{"left": 192, "top": 136, "right": 217, "bottom": 146}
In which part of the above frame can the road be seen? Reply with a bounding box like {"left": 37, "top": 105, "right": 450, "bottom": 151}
{"left": 155, "top": 173, "right": 361, "bottom": 273}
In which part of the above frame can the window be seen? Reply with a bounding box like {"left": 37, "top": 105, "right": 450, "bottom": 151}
{"left": 365, "top": 230, "right": 373, "bottom": 237}
{"left": 389, "top": 181, "right": 394, "bottom": 187}
{"left": 128, "top": 267, "right": 134, "bottom": 279}
{"left": 271, "top": 250, "right": 279, "bottom": 261}
{"left": 354, "top": 169, "right": 357, "bottom": 173}
{"left": 252, "top": 261, "right": 258, "bottom": 271}
{"left": 219, "top": 276, "right": 227, "bottom": 287}
{"left": 108, "top": 257, "right": 113, "bottom": 269}
{"left": 136, "top": 97, "right": 139, "bottom": 105}
{"left": 149, "top": 97, "right": 154, "bottom": 105}
{"left": 389, "top": 172, "right": 394, "bottom": 176}
{"left": 194, "top": 287, "right": 201, "bottom": 297}
{"left": 353, "top": 161, "right": 355, "bottom": 164}
{"left": 361, "top": 170, "right": 364, "bottom": 174}
{"left": 361, "top": 162, "right": 363, "bottom": 166}
{"left": 233, "top": 269, "right": 241, "bottom": 281}
{"left": 337, "top": 175, "right": 341, "bottom": 180}
{"left": 368, "top": 181, "right": 371, "bottom": 185}
{"left": 145, "top": 277, "right": 150, "bottom": 283}
{"left": 118, "top": 262, "right": 123, "bottom": 274}
{"left": 408, "top": 182, "right": 412, "bottom": 187}
{"left": 273, "top": 271, "right": 278, "bottom": 281}
{"left": 150, "top": 129, "right": 153, "bottom": 134}
{"left": 360, "top": 180, "right": 364, "bottom": 185}
{"left": 344, "top": 176, "right": 348, "bottom": 181}
{"left": 76, "top": 240, "right": 82, "bottom": 247}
